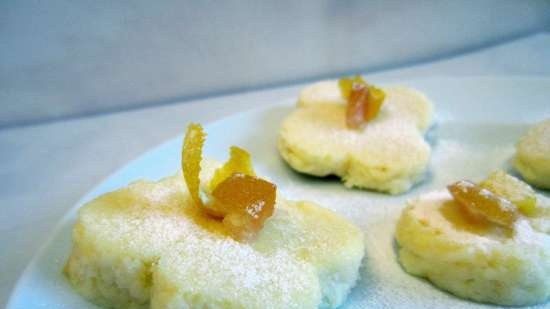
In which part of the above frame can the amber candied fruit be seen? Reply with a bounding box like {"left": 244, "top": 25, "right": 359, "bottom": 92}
{"left": 182, "top": 123, "right": 206, "bottom": 207}
{"left": 447, "top": 180, "right": 519, "bottom": 227}
{"left": 346, "top": 84, "right": 369, "bottom": 129}
{"left": 364, "top": 85, "right": 385, "bottom": 121}
{"left": 211, "top": 173, "right": 276, "bottom": 241}
{"left": 479, "top": 170, "right": 537, "bottom": 216}
{"left": 339, "top": 76, "right": 386, "bottom": 129}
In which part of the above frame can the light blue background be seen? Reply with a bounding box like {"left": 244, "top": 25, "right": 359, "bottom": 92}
{"left": 1, "top": 0, "right": 549, "bottom": 127}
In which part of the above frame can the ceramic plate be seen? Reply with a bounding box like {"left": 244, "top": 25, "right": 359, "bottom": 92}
{"left": 7, "top": 77, "right": 550, "bottom": 309}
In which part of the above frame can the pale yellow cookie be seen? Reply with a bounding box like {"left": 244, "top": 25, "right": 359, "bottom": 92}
{"left": 65, "top": 162, "right": 365, "bottom": 309}
{"left": 396, "top": 189, "right": 550, "bottom": 306}
{"left": 279, "top": 80, "right": 434, "bottom": 194}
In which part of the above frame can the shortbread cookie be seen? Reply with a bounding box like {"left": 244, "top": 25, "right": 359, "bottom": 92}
{"left": 396, "top": 174, "right": 550, "bottom": 306}
{"left": 65, "top": 165, "right": 365, "bottom": 309}
{"left": 279, "top": 80, "right": 434, "bottom": 194}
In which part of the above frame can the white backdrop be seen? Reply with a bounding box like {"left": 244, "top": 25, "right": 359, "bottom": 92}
{"left": 1, "top": 0, "right": 549, "bottom": 127}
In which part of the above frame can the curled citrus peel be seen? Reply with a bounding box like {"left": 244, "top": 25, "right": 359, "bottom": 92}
{"left": 339, "top": 76, "right": 386, "bottom": 129}
{"left": 182, "top": 123, "right": 206, "bottom": 208}
{"left": 448, "top": 180, "right": 519, "bottom": 228}
{"left": 181, "top": 123, "right": 276, "bottom": 241}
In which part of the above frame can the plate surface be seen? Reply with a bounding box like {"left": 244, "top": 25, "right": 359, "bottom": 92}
{"left": 7, "top": 77, "right": 550, "bottom": 309}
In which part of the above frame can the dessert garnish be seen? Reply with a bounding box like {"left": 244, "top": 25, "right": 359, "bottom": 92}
{"left": 182, "top": 123, "right": 276, "bottom": 241}
{"left": 479, "top": 170, "right": 537, "bottom": 216}
{"left": 339, "top": 76, "right": 385, "bottom": 129}
{"left": 182, "top": 123, "right": 206, "bottom": 208}
{"left": 447, "top": 171, "right": 540, "bottom": 228}
{"left": 448, "top": 180, "right": 518, "bottom": 227}
{"left": 211, "top": 173, "right": 275, "bottom": 241}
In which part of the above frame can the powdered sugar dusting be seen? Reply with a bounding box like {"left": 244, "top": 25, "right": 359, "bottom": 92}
{"left": 247, "top": 200, "right": 265, "bottom": 219}
{"left": 159, "top": 236, "right": 318, "bottom": 308}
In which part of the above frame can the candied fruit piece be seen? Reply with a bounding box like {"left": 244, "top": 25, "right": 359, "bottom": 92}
{"left": 339, "top": 76, "right": 385, "bottom": 129}
{"left": 209, "top": 146, "right": 255, "bottom": 191}
{"left": 364, "top": 85, "right": 385, "bottom": 121}
{"left": 447, "top": 180, "right": 519, "bottom": 227}
{"left": 346, "top": 83, "right": 369, "bottom": 129}
{"left": 182, "top": 123, "right": 206, "bottom": 207}
{"left": 339, "top": 75, "right": 366, "bottom": 100}
{"left": 211, "top": 173, "right": 276, "bottom": 241}
{"left": 479, "top": 170, "right": 537, "bottom": 216}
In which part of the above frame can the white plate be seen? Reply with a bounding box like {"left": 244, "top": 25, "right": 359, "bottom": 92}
{"left": 7, "top": 77, "right": 550, "bottom": 309}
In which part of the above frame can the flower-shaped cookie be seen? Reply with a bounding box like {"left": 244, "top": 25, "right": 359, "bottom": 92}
{"left": 64, "top": 126, "right": 365, "bottom": 309}
{"left": 278, "top": 80, "right": 434, "bottom": 194}
{"left": 396, "top": 172, "right": 550, "bottom": 306}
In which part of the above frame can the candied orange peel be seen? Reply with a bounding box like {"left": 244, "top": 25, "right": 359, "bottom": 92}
{"left": 211, "top": 173, "right": 276, "bottom": 241}
{"left": 339, "top": 76, "right": 386, "bottom": 129}
{"left": 181, "top": 123, "right": 276, "bottom": 241}
{"left": 182, "top": 123, "right": 206, "bottom": 208}
{"left": 448, "top": 180, "right": 519, "bottom": 228}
